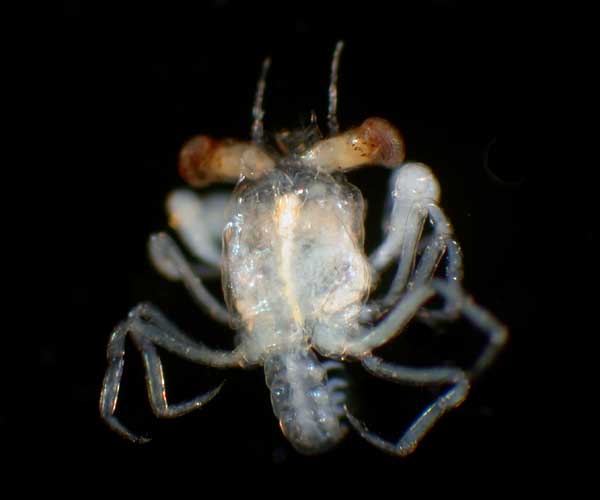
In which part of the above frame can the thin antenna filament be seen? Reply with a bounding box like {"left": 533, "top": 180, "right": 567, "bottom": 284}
{"left": 252, "top": 57, "right": 271, "bottom": 144}
{"left": 328, "top": 41, "right": 344, "bottom": 136}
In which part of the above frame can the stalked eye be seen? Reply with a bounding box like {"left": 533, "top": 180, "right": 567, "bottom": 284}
{"left": 300, "top": 117, "right": 405, "bottom": 172}
{"left": 178, "top": 135, "right": 275, "bottom": 188}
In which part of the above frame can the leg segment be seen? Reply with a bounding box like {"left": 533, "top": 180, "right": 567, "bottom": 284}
{"left": 368, "top": 201, "right": 426, "bottom": 280}
{"left": 360, "top": 201, "right": 427, "bottom": 323}
{"left": 348, "top": 285, "right": 437, "bottom": 357}
{"left": 100, "top": 302, "right": 243, "bottom": 442}
{"left": 361, "top": 201, "right": 463, "bottom": 323}
{"left": 362, "top": 163, "right": 442, "bottom": 323}
{"left": 428, "top": 280, "right": 508, "bottom": 378}
{"left": 133, "top": 335, "right": 224, "bottom": 418}
{"left": 349, "top": 280, "right": 507, "bottom": 376}
{"left": 412, "top": 205, "right": 464, "bottom": 322}
{"left": 368, "top": 163, "right": 440, "bottom": 275}
{"left": 148, "top": 232, "right": 231, "bottom": 324}
{"left": 410, "top": 204, "right": 463, "bottom": 290}
{"left": 162, "top": 188, "right": 229, "bottom": 269}
{"left": 345, "top": 355, "right": 469, "bottom": 456}
{"left": 342, "top": 282, "right": 506, "bottom": 455}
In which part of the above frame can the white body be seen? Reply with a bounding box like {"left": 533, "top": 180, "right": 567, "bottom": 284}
{"left": 100, "top": 44, "right": 506, "bottom": 455}
{"left": 223, "top": 166, "right": 370, "bottom": 364}
{"left": 221, "top": 166, "right": 370, "bottom": 452}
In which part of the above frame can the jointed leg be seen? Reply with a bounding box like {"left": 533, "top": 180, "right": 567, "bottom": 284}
{"left": 368, "top": 163, "right": 440, "bottom": 274}
{"left": 413, "top": 205, "right": 464, "bottom": 321}
{"left": 382, "top": 203, "right": 463, "bottom": 319}
{"left": 133, "top": 335, "right": 224, "bottom": 418}
{"left": 348, "top": 285, "right": 437, "bottom": 357}
{"left": 362, "top": 202, "right": 462, "bottom": 323}
{"left": 149, "top": 189, "right": 231, "bottom": 322}
{"left": 361, "top": 201, "right": 427, "bottom": 323}
{"left": 345, "top": 355, "right": 469, "bottom": 456}
{"left": 368, "top": 202, "right": 427, "bottom": 281}
{"left": 349, "top": 279, "right": 507, "bottom": 376}
{"left": 100, "top": 302, "right": 244, "bottom": 442}
{"left": 149, "top": 232, "right": 231, "bottom": 324}
{"left": 429, "top": 280, "right": 508, "bottom": 378}
{"left": 413, "top": 204, "right": 463, "bottom": 289}
{"left": 163, "top": 189, "right": 230, "bottom": 269}
{"left": 346, "top": 285, "right": 506, "bottom": 455}
{"left": 363, "top": 163, "right": 447, "bottom": 324}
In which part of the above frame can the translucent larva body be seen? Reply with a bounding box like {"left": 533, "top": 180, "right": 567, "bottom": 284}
{"left": 223, "top": 165, "right": 369, "bottom": 452}
{"left": 100, "top": 43, "right": 507, "bottom": 456}
{"left": 223, "top": 165, "right": 369, "bottom": 363}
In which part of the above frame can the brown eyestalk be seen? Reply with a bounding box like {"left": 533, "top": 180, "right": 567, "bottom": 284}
{"left": 300, "top": 117, "right": 405, "bottom": 172}
{"left": 179, "top": 135, "right": 275, "bottom": 188}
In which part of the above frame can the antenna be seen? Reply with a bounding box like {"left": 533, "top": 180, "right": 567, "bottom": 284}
{"left": 251, "top": 57, "right": 271, "bottom": 144}
{"left": 327, "top": 41, "right": 344, "bottom": 136}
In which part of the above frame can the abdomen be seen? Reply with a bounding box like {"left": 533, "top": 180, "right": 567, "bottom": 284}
{"left": 264, "top": 347, "right": 347, "bottom": 454}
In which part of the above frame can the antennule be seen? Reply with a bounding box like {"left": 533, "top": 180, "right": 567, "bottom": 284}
{"left": 327, "top": 41, "right": 344, "bottom": 136}
{"left": 251, "top": 57, "right": 271, "bottom": 144}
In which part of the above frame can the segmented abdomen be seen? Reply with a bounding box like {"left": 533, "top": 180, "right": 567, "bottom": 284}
{"left": 264, "top": 348, "right": 347, "bottom": 454}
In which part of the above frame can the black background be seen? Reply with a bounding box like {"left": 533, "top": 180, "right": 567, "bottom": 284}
{"left": 37, "top": 0, "right": 546, "bottom": 485}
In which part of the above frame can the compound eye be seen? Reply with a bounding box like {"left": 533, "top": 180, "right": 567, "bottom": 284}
{"left": 178, "top": 135, "right": 218, "bottom": 188}
{"left": 354, "top": 117, "right": 405, "bottom": 168}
